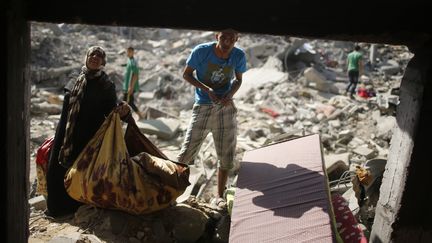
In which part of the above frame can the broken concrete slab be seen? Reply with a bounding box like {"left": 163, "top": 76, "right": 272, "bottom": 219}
{"left": 136, "top": 117, "right": 180, "bottom": 140}
{"left": 375, "top": 115, "right": 396, "bottom": 140}
{"left": 31, "top": 65, "right": 80, "bottom": 83}
{"left": 338, "top": 129, "right": 353, "bottom": 139}
{"left": 141, "top": 105, "right": 179, "bottom": 120}
{"left": 379, "top": 60, "right": 400, "bottom": 75}
{"left": 31, "top": 102, "right": 62, "bottom": 115}
{"left": 353, "top": 146, "right": 376, "bottom": 159}
{"left": 304, "top": 67, "right": 341, "bottom": 94}
{"left": 29, "top": 195, "right": 47, "bottom": 211}
{"left": 304, "top": 66, "right": 326, "bottom": 85}
{"left": 137, "top": 91, "right": 155, "bottom": 101}
{"left": 368, "top": 139, "right": 388, "bottom": 157}
{"left": 48, "top": 232, "right": 82, "bottom": 243}
{"left": 328, "top": 119, "right": 341, "bottom": 128}
{"left": 238, "top": 58, "right": 288, "bottom": 98}
{"left": 336, "top": 130, "right": 354, "bottom": 146}
{"left": 245, "top": 43, "right": 282, "bottom": 68}
{"left": 342, "top": 187, "right": 360, "bottom": 215}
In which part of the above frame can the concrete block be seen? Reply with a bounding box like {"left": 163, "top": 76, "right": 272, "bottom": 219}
{"left": 28, "top": 195, "right": 46, "bottom": 211}
{"left": 353, "top": 146, "right": 376, "bottom": 159}
{"left": 137, "top": 117, "right": 180, "bottom": 140}
{"left": 48, "top": 232, "right": 81, "bottom": 243}
{"left": 239, "top": 65, "right": 288, "bottom": 98}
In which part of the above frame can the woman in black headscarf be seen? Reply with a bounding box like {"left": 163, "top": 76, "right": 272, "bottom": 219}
{"left": 46, "top": 46, "right": 131, "bottom": 217}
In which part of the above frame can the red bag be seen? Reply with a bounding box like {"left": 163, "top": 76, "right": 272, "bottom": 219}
{"left": 35, "top": 136, "right": 54, "bottom": 196}
{"left": 36, "top": 137, "right": 54, "bottom": 166}
{"left": 331, "top": 193, "right": 368, "bottom": 243}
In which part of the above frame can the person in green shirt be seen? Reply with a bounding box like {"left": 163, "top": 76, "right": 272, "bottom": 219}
{"left": 345, "top": 45, "right": 364, "bottom": 99}
{"left": 123, "top": 46, "right": 144, "bottom": 118}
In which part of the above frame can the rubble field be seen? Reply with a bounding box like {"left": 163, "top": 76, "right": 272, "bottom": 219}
{"left": 28, "top": 22, "right": 411, "bottom": 242}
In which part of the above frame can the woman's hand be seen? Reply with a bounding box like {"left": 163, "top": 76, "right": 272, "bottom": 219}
{"left": 115, "top": 101, "right": 132, "bottom": 119}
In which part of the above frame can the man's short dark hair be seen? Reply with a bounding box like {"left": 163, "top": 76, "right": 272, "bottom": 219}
{"left": 354, "top": 45, "right": 361, "bottom": 51}
{"left": 127, "top": 47, "right": 134, "bottom": 51}
{"left": 219, "top": 28, "right": 238, "bottom": 33}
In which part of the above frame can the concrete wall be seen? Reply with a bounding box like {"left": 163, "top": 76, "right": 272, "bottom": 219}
{"left": 5, "top": 1, "right": 31, "bottom": 242}
{"left": 370, "top": 44, "right": 432, "bottom": 243}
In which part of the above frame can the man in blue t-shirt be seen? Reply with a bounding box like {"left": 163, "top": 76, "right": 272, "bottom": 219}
{"left": 177, "top": 29, "right": 247, "bottom": 207}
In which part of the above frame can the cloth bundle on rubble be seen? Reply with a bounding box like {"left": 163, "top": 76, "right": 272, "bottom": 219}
{"left": 352, "top": 158, "right": 386, "bottom": 208}
{"left": 64, "top": 111, "right": 190, "bottom": 215}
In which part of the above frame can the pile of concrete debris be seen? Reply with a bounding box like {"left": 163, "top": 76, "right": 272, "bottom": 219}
{"left": 28, "top": 22, "right": 412, "bottom": 242}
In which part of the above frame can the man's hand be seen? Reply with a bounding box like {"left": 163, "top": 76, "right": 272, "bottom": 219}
{"left": 128, "top": 73, "right": 138, "bottom": 96}
{"left": 219, "top": 95, "right": 233, "bottom": 106}
{"left": 218, "top": 78, "right": 240, "bottom": 106}
{"left": 127, "top": 87, "right": 134, "bottom": 96}
{"left": 207, "top": 88, "right": 221, "bottom": 104}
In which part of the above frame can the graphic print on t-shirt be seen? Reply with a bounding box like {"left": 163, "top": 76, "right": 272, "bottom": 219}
{"left": 203, "top": 62, "right": 233, "bottom": 89}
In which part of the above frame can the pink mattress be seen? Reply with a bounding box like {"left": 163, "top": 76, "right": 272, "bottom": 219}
{"left": 229, "top": 134, "right": 336, "bottom": 242}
